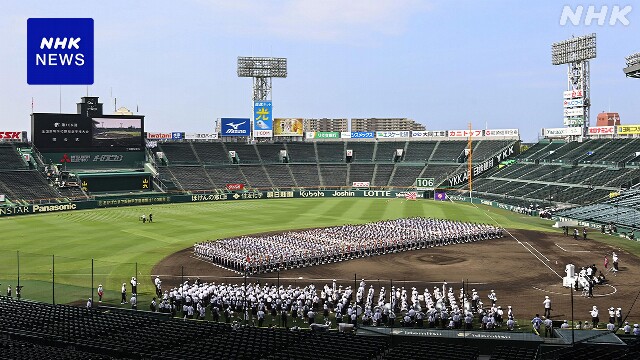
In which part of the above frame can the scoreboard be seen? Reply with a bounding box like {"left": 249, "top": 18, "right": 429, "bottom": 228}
{"left": 31, "top": 113, "right": 144, "bottom": 153}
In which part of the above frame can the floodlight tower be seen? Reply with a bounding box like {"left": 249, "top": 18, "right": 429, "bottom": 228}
{"left": 624, "top": 52, "right": 640, "bottom": 78}
{"left": 552, "top": 34, "right": 597, "bottom": 135}
{"left": 237, "top": 57, "right": 287, "bottom": 101}
{"left": 237, "top": 57, "right": 287, "bottom": 141}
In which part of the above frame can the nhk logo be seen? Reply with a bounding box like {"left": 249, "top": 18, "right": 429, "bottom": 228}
{"left": 27, "top": 18, "right": 94, "bottom": 85}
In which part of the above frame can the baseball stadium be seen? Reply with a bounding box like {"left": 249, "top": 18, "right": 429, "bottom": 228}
{"left": 2, "top": 3, "right": 640, "bottom": 360}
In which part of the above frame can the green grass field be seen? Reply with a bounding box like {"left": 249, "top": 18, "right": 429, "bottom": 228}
{"left": 0, "top": 198, "right": 627, "bottom": 306}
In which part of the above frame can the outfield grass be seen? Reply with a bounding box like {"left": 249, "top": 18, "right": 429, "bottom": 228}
{"left": 0, "top": 198, "right": 584, "bottom": 305}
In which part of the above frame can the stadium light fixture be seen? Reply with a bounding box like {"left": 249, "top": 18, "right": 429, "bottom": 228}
{"left": 237, "top": 56, "right": 287, "bottom": 102}
{"left": 237, "top": 57, "right": 287, "bottom": 78}
{"left": 551, "top": 33, "right": 597, "bottom": 65}
{"left": 624, "top": 52, "right": 640, "bottom": 78}
{"left": 552, "top": 34, "right": 596, "bottom": 134}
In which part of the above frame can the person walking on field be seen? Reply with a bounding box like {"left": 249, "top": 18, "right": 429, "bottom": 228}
{"left": 121, "top": 283, "right": 127, "bottom": 304}
{"left": 604, "top": 256, "right": 609, "bottom": 270}
{"left": 543, "top": 296, "right": 552, "bottom": 318}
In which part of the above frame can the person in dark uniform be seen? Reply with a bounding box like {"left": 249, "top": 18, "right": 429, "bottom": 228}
{"left": 121, "top": 283, "right": 127, "bottom": 304}
{"left": 149, "top": 213, "right": 153, "bottom": 223}
{"left": 583, "top": 228, "right": 587, "bottom": 240}
{"left": 281, "top": 309, "right": 288, "bottom": 328}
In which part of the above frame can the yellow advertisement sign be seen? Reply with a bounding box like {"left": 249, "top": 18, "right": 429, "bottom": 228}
{"left": 617, "top": 125, "right": 640, "bottom": 135}
{"left": 273, "top": 118, "right": 303, "bottom": 136}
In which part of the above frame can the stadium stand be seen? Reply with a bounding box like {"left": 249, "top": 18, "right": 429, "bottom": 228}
{"left": 0, "top": 170, "right": 60, "bottom": 201}
{"left": 191, "top": 142, "right": 230, "bottom": 165}
{"left": 206, "top": 166, "right": 246, "bottom": 188}
{"left": 490, "top": 345, "right": 537, "bottom": 360}
{"left": 459, "top": 138, "right": 640, "bottom": 210}
{"left": 0, "top": 144, "right": 28, "bottom": 170}
{"left": 385, "top": 338, "right": 480, "bottom": 360}
{"left": 225, "top": 143, "right": 261, "bottom": 164}
{"left": 389, "top": 165, "right": 425, "bottom": 187}
{"left": 240, "top": 165, "right": 274, "bottom": 189}
{"left": 471, "top": 140, "right": 512, "bottom": 161}
{"left": 149, "top": 140, "right": 515, "bottom": 192}
{"left": 372, "top": 164, "right": 394, "bottom": 187}
{"left": 284, "top": 143, "right": 317, "bottom": 163}
{"left": 157, "top": 142, "right": 198, "bottom": 165}
{"left": 430, "top": 141, "right": 468, "bottom": 162}
{"left": 348, "top": 164, "right": 376, "bottom": 185}
{"left": 403, "top": 141, "right": 437, "bottom": 163}
{"left": 289, "top": 164, "right": 321, "bottom": 188}
{"left": 166, "top": 166, "right": 213, "bottom": 190}
{"left": 319, "top": 164, "right": 348, "bottom": 187}
{"left": 264, "top": 164, "right": 296, "bottom": 188}
{"left": 316, "top": 142, "right": 345, "bottom": 163}
{"left": 345, "top": 141, "right": 375, "bottom": 162}
{"left": 374, "top": 142, "right": 404, "bottom": 162}
{"left": 256, "top": 144, "right": 286, "bottom": 164}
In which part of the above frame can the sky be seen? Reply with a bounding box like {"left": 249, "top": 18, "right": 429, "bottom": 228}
{"left": 1, "top": 0, "right": 638, "bottom": 143}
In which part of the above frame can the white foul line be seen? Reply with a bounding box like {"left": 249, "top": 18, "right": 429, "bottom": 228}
{"left": 555, "top": 243, "right": 591, "bottom": 253}
{"left": 468, "top": 201, "right": 563, "bottom": 279}
{"left": 526, "top": 242, "right": 550, "bottom": 262}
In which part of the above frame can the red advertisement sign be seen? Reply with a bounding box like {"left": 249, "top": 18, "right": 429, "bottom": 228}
{"left": 0, "top": 131, "right": 22, "bottom": 139}
{"left": 226, "top": 183, "right": 244, "bottom": 191}
{"left": 587, "top": 126, "right": 615, "bottom": 135}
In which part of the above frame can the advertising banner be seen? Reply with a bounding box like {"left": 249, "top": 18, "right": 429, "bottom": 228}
{"left": 146, "top": 132, "right": 172, "bottom": 139}
{"left": 184, "top": 133, "right": 219, "bottom": 140}
{"left": 306, "top": 131, "right": 340, "bottom": 139}
{"left": 434, "top": 192, "right": 447, "bottom": 201}
{"left": 563, "top": 89, "right": 584, "bottom": 99}
{"left": 254, "top": 101, "right": 273, "bottom": 138}
{"left": 448, "top": 130, "right": 483, "bottom": 138}
{"left": 563, "top": 118, "right": 585, "bottom": 126}
{"left": 350, "top": 131, "right": 375, "bottom": 139}
{"left": 484, "top": 129, "right": 519, "bottom": 137}
{"left": 40, "top": 151, "right": 144, "bottom": 169}
{"left": 221, "top": 118, "right": 251, "bottom": 137}
{"left": 411, "top": 130, "right": 447, "bottom": 138}
{"left": 274, "top": 118, "right": 303, "bottom": 137}
{"left": 226, "top": 183, "right": 245, "bottom": 191}
{"left": 376, "top": 131, "right": 410, "bottom": 139}
{"left": 446, "top": 145, "right": 516, "bottom": 186}
{"left": 563, "top": 108, "right": 584, "bottom": 117}
{"left": 617, "top": 125, "right": 640, "bottom": 135}
{"left": 171, "top": 132, "right": 183, "bottom": 140}
{"left": 587, "top": 126, "right": 615, "bottom": 135}
{"left": 563, "top": 98, "right": 584, "bottom": 107}
{"left": 543, "top": 127, "right": 583, "bottom": 137}
{"left": 352, "top": 182, "right": 370, "bottom": 188}
{"left": 340, "top": 132, "right": 351, "bottom": 139}
{"left": 0, "top": 131, "right": 24, "bottom": 141}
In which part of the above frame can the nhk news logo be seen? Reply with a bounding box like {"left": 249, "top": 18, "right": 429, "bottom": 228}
{"left": 27, "top": 18, "right": 94, "bottom": 85}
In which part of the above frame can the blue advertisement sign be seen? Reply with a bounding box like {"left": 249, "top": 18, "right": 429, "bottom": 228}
{"left": 253, "top": 101, "right": 273, "bottom": 138}
{"left": 221, "top": 118, "right": 251, "bottom": 137}
{"left": 171, "top": 132, "right": 183, "bottom": 140}
{"left": 27, "top": 18, "right": 94, "bottom": 85}
{"left": 351, "top": 132, "right": 375, "bottom": 139}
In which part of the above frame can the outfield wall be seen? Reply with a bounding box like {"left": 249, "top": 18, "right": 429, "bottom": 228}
{"left": 0, "top": 190, "right": 422, "bottom": 217}
{"left": 0, "top": 190, "right": 550, "bottom": 219}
